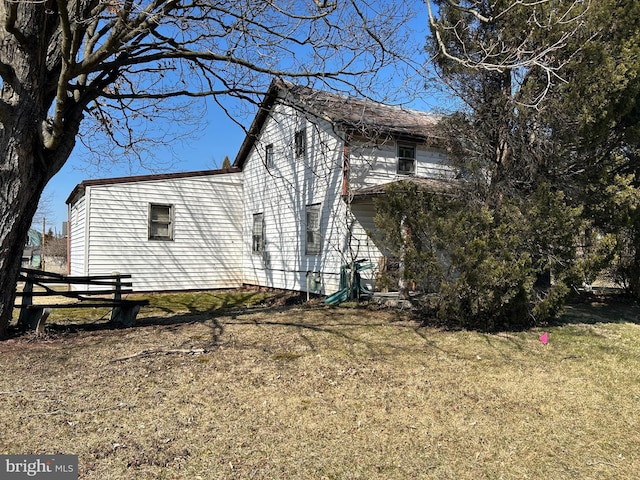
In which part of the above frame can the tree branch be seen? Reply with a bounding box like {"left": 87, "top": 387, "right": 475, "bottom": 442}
{"left": 111, "top": 348, "right": 206, "bottom": 362}
{"left": 2, "top": 1, "right": 28, "bottom": 45}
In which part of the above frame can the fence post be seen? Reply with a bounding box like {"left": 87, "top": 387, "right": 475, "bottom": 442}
{"left": 17, "top": 271, "right": 35, "bottom": 329}
{"left": 110, "top": 272, "right": 121, "bottom": 323}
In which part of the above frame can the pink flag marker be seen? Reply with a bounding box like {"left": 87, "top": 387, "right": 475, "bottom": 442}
{"left": 539, "top": 332, "right": 549, "bottom": 345}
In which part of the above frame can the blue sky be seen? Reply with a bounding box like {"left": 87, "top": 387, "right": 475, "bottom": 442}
{"left": 39, "top": 2, "right": 448, "bottom": 232}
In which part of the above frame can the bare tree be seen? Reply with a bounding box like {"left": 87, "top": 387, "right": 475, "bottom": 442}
{"left": 0, "top": 0, "right": 419, "bottom": 337}
{"left": 426, "top": 0, "right": 591, "bottom": 107}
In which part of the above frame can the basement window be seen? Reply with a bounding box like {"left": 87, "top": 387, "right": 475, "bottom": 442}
{"left": 149, "top": 204, "right": 174, "bottom": 240}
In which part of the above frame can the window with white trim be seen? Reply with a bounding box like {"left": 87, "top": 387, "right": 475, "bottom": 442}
{"left": 149, "top": 204, "right": 174, "bottom": 240}
{"left": 265, "top": 144, "right": 274, "bottom": 169}
{"left": 305, "top": 204, "right": 322, "bottom": 255}
{"left": 295, "top": 128, "right": 306, "bottom": 159}
{"left": 252, "top": 213, "right": 265, "bottom": 254}
{"left": 397, "top": 143, "right": 416, "bottom": 175}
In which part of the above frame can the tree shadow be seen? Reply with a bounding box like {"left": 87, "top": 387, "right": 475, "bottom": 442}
{"left": 9, "top": 289, "right": 638, "bottom": 361}
{"left": 551, "top": 290, "right": 640, "bottom": 327}
{"left": 7, "top": 290, "right": 300, "bottom": 344}
{"left": 404, "top": 287, "right": 640, "bottom": 334}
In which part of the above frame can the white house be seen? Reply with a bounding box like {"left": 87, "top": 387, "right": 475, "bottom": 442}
{"left": 234, "top": 80, "right": 454, "bottom": 295}
{"left": 66, "top": 169, "right": 243, "bottom": 291}
{"left": 66, "top": 80, "right": 454, "bottom": 294}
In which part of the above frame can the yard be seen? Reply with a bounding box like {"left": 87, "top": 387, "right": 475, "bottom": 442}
{"left": 2, "top": 290, "right": 640, "bottom": 479}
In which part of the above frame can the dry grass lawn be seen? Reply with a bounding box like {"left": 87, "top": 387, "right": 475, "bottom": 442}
{"left": 2, "top": 290, "right": 640, "bottom": 479}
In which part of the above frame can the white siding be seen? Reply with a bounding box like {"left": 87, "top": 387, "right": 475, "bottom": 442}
{"left": 69, "top": 195, "right": 87, "bottom": 277}
{"left": 80, "top": 173, "right": 243, "bottom": 291}
{"left": 349, "top": 140, "right": 454, "bottom": 190}
{"left": 241, "top": 100, "right": 382, "bottom": 294}
{"left": 68, "top": 94, "right": 450, "bottom": 297}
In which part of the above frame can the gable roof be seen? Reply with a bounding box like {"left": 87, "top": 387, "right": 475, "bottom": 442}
{"left": 233, "top": 79, "right": 442, "bottom": 169}
{"left": 66, "top": 168, "right": 241, "bottom": 205}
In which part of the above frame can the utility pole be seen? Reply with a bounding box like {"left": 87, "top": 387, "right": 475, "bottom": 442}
{"left": 41, "top": 217, "right": 46, "bottom": 271}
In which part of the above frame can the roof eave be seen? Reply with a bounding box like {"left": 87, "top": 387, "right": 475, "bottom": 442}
{"left": 65, "top": 167, "right": 241, "bottom": 205}
{"left": 232, "top": 79, "right": 283, "bottom": 169}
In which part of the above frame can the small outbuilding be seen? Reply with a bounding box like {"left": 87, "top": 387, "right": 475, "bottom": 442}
{"left": 66, "top": 169, "right": 243, "bottom": 291}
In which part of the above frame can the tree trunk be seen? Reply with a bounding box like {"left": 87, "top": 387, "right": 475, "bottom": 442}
{"left": 0, "top": 125, "right": 82, "bottom": 337}
{"left": 0, "top": 115, "right": 80, "bottom": 338}
{"left": 0, "top": 132, "right": 55, "bottom": 338}
{"left": 0, "top": 2, "right": 81, "bottom": 337}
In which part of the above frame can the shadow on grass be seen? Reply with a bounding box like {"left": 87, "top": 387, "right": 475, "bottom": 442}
{"left": 408, "top": 287, "right": 640, "bottom": 334}
{"left": 10, "top": 289, "right": 638, "bottom": 362}
{"left": 7, "top": 290, "right": 298, "bottom": 342}
{"left": 553, "top": 289, "right": 640, "bottom": 327}
{"left": 13, "top": 291, "right": 439, "bottom": 358}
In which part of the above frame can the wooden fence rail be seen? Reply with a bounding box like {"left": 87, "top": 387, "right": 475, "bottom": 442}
{"left": 15, "top": 268, "right": 149, "bottom": 332}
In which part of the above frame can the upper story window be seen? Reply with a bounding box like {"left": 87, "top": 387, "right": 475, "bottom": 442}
{"left": 149, "top": 203, "right": 174, "bottom": 241}
{"left": 397, "top": 143, "right": 416, "bottom": 175}
{"left": 265, "top": 144, "right": 274, "bottom": 169}
{"left": 295, "top": 128, "right": 306, "bottom": 159}
{"left": 252, "top": 213, "right": 265, "bottom": 254}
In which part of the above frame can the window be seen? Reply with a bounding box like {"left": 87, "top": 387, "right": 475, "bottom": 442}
{"left": 149, "top": 204, "right": 174, "bottom": 240}
{"left": 397, "top": 143, "right": 416, "bottom": 175}
{"left": 252, "top": 213, "right": 265, "bottom": 254}
{"left": 265, "top": 144, "right": 274, "bottom": 169}
{"left": 295, "top": 128, "right": 306, "bottom": 159}
{"left": 305, "top": 204, "right": 322, "bottom": 255}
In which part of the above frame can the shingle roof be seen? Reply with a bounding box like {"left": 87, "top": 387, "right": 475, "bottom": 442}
{"left": 281, "top": 81, "right": 441, "bottom": 138}
{"left": 233, "top": 79, "right": 442, "bottom": 169}
{"left": 350, "top": 177, "right": 458, "bottom": 200}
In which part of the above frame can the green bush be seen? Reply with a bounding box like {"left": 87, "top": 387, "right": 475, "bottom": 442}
{"left": 374, "top": 182, "right": 583, "bottom": 330}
